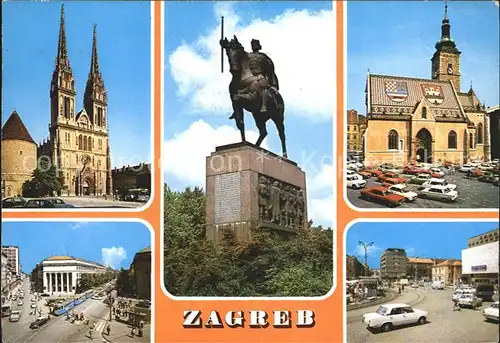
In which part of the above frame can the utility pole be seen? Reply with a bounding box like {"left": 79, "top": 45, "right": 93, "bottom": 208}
{"left": 358, "top": 241, "right": 374, "bottom": 275}
{"left": 108, "top": 290, "right": 112, "bottom": 322}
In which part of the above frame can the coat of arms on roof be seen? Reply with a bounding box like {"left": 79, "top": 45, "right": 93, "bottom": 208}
{"left": 421, "top": 84, "right": 444, "bottom": 105}
{"left": 384, "top": 81, "right": 408, "bottom": 103}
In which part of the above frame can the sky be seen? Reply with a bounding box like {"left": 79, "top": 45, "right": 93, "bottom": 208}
{"left": 2, "top": 1, "right": 151, "bottom": 168}
{"left": 346, "top": 221, "right": 498, "bottom": 269}
{"left": 348, "top": 1, "right": 500, "bottom": 114}
{"left": 164, "top": 1, "right": 335, "bottom": 227}
{"left": 1, "top": 221, "right": 151, "bottom": 273}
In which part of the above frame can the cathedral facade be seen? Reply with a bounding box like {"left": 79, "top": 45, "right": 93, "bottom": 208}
{"left": 363, "top": 6, "right": 491, "bottom": 166}
{"left": 37, "top": 5, "right": 112, "bottom": 196}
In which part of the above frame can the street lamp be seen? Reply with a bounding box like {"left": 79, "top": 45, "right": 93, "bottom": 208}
{"left": 358, "top": 241, "right": 374, "bottom": 274}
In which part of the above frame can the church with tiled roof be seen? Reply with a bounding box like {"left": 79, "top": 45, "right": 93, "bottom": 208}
{"left": 363, "top": 3, "right": 491, "bottom": 166}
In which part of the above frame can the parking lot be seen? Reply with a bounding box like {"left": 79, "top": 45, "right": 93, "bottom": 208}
{"left": 346, "top": 172, "right": 499, "bottom": 209}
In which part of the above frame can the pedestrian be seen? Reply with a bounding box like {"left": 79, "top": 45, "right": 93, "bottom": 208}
{"left": 131, "top": 327, "right": 135, "bottom": 337}
{"left": 89, "top": 328, "right": 93, "bottom": 340}
{"left": 106, "top": 325, "right": 111, "bottom": 336}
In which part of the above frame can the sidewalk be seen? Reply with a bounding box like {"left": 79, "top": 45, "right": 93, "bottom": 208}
{"left": 101, "top": 320, "right": 150, "bottom": 343}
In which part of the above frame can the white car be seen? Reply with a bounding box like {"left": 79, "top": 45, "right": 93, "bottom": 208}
{"left": 362, "top": 303, "right": 428, "bottom": 332}
{"left": 420, "top": 186, "right": 458, "bottom": 202}
{"left": 387, "top": 184, "right": 418, "bottom": 202}
{"left": 346, "top": 170, "right": 362, "bottom": 180}
{"left": 430, "top": 168, "right": 445, "bottom": 177}
{"left": 458, "top": 294, "right": 482, "bottom": 308}
{"left": 478, "top": 164, "right": 494, "bottom": 171}
{"left": 422, "top": 178, "right": 457, "bottom": 191}
{"left": 347, "top": 163, "right": 361, "bottom": 171}
{"left": 411, "top": 173, "right": 432, "bottom": 184}
{"left": 452, "top": 289, "right": 474, "bottom": 301}
{"left": 459, "top": 164, "right": 474, "bottom": 172}
{"left": 346, "top": 175, "right": 366, "bottom": 189}
{"left": 482, "top": 301, "right": 499, "bottom": 322}
{"left": 30, "top": 303, "right": 37, "bottom": 309}
{"left": 431, "top": 281, "right": 445, "bottom": 290}
{"left": 9, "top": 310, "right": 21, "bottom": 322}
{"left": 18, "top": 300, "right": 23, "bottom": 306}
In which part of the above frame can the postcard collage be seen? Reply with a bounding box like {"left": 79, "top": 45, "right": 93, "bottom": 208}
{"left": 1, "top": 1, "right": 499, "bottom": 343}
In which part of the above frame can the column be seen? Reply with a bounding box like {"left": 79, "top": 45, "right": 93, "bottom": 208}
{"left": 49, "top": 273, "right": 53, "bottom": 294}
{"left": 65, "top": 273, "right": 69, "bottom": 292}
{"left": 56, "top": 273, "right": 60, "bottom": 293}
{"left": 43, "top": 272, "right": 47, "bottom": 292}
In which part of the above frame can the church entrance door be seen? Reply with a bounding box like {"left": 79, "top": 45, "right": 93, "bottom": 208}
{"left": 415, "top": 128, "right": 433, "bottom": 163}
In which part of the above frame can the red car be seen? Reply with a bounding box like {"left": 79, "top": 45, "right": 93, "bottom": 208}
{"left": 403, "top": 166, "right": 426, "bottom": 175}
{"left": 382, "top": 177, "right": 407, "bottom": 187}
{"left": 360, "top": 186, "right": 406, "bottom": 207}
{"left": 377, "top": 172, "right": 399, "bottom": 182}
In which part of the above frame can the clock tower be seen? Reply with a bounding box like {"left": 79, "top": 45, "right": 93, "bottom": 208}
{"left": 431, "top": 1, "right": 461, "bottom": 91}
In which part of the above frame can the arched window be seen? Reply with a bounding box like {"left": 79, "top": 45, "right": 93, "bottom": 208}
{"left": 388, "top": 130, "right": 399, "bottom": 150}
{"left": 422, "top": 107, "right": 427, "bottom": 119}
{"left": 71, "top": 80, "right": 74, "bottom": 90}
{"left": 78, "top": 135, "right": 82, "bottom": 149}
{"left": 83, "top": 136, "right": 88, "bottom": 151}
{"left": 64, "top": 97, "right": 70, "bottom": 118}
{"left": 88, "top": 137, "right": 92, "bottom": 151}
{"left": 448, "top": 131, "right": 457, "bottom": 149}
{"left": 469, "top": 133, "right": 474, "bottom": 149}
{"left": 477, "top": 123, "right": 483, "bottom": 144}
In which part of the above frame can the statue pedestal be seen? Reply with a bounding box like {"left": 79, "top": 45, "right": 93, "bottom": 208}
{"left": 205, "top": 142, "right": 308, "bottom": 242}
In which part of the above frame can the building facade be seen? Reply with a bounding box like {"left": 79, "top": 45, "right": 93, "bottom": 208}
{"left": 462, "top": 229, "right": 499, "bottom": 284}
{"left": 406, "top": 257, "right": 435, "bottom": 281}
{"left": 1, "top": 111, "right": 38, "bottom": 197}
{"left": 380, "top": 248, "right": 407, "bottom": 279}
{"left": 130, "top": 247, "right": 151, "bottom": 300}
{"left": 111, "top": 163, "right": 151, "bottom": 195}
{"left": 31, "top": 255, "right": 108, "bottom": 295}
{"left": 363, "top": 6, "right": 490, "bottom": 166}
{"left": 1, "top": 252, "right": 11, "bottom": 293}
{"left": 346, "top": 255, "right": 369, "bottom": 280}
{"left": 487, "top": 105, "right": 499, "bottom": 160}
{"left": 432, "top": 259, "right": 462, "bottom": 285}
{"left": 2, "top": 246, "right": 20, "bottom": 276}
{"left": 347, "top": 110, "right": 367, "bottom": 153}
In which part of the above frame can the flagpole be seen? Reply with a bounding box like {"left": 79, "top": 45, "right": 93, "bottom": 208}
{"left": 221, "top": 16, "right": 224, "bottom": 73}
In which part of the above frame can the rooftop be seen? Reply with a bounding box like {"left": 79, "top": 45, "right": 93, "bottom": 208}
{"left": 1, "top": 111, "right": 36, "bottom": 144}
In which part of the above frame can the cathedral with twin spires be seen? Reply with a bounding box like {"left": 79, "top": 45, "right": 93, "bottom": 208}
{"left": 2, "top": 5, "right": 112, "bottom": 197}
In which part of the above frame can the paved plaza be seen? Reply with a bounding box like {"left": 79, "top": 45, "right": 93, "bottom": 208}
{"left": 346, "top": 173, "right": 499, "bottom": 209}
{"left": 59, "top": 196, "right": 146, "bottom": 209}
{"left": 347, "top": 287, "right": 499, "bottom": 343}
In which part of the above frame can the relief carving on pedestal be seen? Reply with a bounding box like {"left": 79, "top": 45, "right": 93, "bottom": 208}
{"left": 258, "top": 175, "right": 305, "bottom": 229}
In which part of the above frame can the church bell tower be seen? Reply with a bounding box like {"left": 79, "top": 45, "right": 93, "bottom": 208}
{"left": 431, "top": 0, "right": 461, "bottom": 90}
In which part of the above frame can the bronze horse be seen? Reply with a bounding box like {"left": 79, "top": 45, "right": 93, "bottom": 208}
{"left": 220, "top": 36, "right": 288, "bottom": 158}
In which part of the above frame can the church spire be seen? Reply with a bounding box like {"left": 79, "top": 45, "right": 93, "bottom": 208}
{"left": 56, "top": 4, "right": 71, "bottom": 71}
{"left": 435, "top": 0, "right": 458, "bottom": 52}
{"left": 89, "top": 24, "right": 101, "bottom": 78}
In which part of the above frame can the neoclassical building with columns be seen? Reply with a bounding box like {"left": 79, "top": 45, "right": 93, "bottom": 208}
{"left": 31, "top": 255, "right": 107, "bottom": 295}
{"left": 362, "top": 5, "right": 491, "bottom": 166}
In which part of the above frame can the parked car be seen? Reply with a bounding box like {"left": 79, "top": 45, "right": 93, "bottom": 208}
{"left": 429, "top": 168, "right": 445, "bottom": 177}
{"left": 431, "top": 281, "right": 445, "bottom": 290}
{"left": 29, "top": 316, "right": 50, "bottom": 329}
{"left": 9, "top": 310, "right": 21, "bottom": 322}
{"left": 476, "top": 284, "right": 495, "bottom": 301}
{"left": 387, "top": 184, "right": 418, "bottom": 202}
{"left": 377, "top": 172, "right": 399, "bottom": 183}
{"left": 477, "top": 172, "right": 496, "bottom": 183}
{"left": 347, "top": 162, "right": 361, "bottom": 171}
{"left": 346, "top": 170, "right": 362, "bottom": 179}
{"left": 382, "top": 177, "right": 407, "bottom": 188}
{"left": 2, "top": 196, "right": 27, "bottom": 208}
{"left": 459, "top": 164, "right": 474, "bottom": 172}
{"left": 358, "top": 170, "right": 373, "bottom": 179}
{"left": 360, "top": 186, "right": 406, "bottom": 207}
{"left": 362, "top": 303, "right": 428, "bottom": 332}
{"left": 422, "top": 178, "right": 457, "bottom": 190}
{"left": 458, "top": 294, "right": 482, "bottom": 308}
{"left": 482, "top": 302, "right": 499, "bottom": 322}
{"left": 411, "top": 173, "right": 432, "bottom": 185}
{"left": 420, "top": 186, "right": 458, "bottom": 202}
{"left": 403, "top": 166, "right": 426, "bottom": 175}
{"left": 45, "top": 198, "right": 75, "bottom": 208}
{"left": 478, "top": 163, "right": 494, "bottom": 171}
{"left": 346, "top": 175, "right": 367, "bottom": 189}
{"left": 17, "top": 300, "right": 23, "bottom": 306}
{"left": 30, "top": 303, "right": 37, "bottom": 309}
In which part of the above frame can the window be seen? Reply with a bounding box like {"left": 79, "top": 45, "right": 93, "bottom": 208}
{"left": 477, "top": 123, "right": 483, "bottom": 144}
{"left": 64, "top": 97, "right": 70, "bottom": 118}
{"left": 83, "top": 136, "right": 88, "bottom": 151}
{"left": 78, "top": 135, "right": 82, "bottom": 149}
{"left": 399, "top": 139, "right": 404, "bottom": 151}
{"left": 469, "top": 133, "right": 474, "bottom": 149}
{"left": 388, "top": 130, "right": 399, "bottom": 150}
{"left": 422, "top": 107, "right": 427, "bottom": 119}
{"left": 448, "top": 131, "right": 457, "bottom": 149}
{"left": 88, "top": 137, "right": 92, "bottom": 151}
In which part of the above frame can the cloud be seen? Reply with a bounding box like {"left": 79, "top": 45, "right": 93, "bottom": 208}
{"left": 164, "top": 119, "right": 269, "bottom": 187}
{"left": 307, "top": 163, "right": 334, "bottom": 193}
{"left": 308, "top": 194, "right": 334, "bottom": 227}
{"left": 405, "top": 247, "right": 416, "bottom": 256}
{"left": 69, "top": 222, "right": 89, "bottom": 230}
{"left": 101, "top": 247, "right": 127, "bottom": 269}
{"left": 168, "top": 4, "right": 335, "bottom": 120}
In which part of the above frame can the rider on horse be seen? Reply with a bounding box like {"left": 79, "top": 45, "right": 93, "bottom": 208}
{"left": 228, "top": 39, "right": 279, "bottom": 119}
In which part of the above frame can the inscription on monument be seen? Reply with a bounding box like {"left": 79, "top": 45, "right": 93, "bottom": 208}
{"left": 214, "top": 172, "right": 241, "bottom": 224}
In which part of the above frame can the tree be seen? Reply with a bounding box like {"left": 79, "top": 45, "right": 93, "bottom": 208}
{"left": 116, "top": 268, "right": 136, "bottom": 298}
{"left": 22, "top": 158, "right": 66, "bottom": 197}
{"left": 163, "top": 185, "right": 333, "bottom": 297}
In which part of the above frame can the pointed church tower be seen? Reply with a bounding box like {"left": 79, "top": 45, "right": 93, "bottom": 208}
{"left": 49, "top": 4, "right": 76, "bottom": 172}
{"left": 84, "top": 25, "right": 108, "bottom": 131}
{"left": 431, "top": 0, "right": 461, "bottom": 90}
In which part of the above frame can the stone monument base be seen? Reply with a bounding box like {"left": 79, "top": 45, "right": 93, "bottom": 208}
{"left": 205, "top": 142, "right": 308, "bottom": 242}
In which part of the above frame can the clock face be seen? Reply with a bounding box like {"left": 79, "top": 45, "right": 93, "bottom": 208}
{"left": 447, "top": 64, "right": 453, "bottom": 74}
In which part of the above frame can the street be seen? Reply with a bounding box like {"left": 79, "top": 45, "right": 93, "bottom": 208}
{"left": 346, "top": 173, "right": 500, "bottom": 209}
{"left": 2, "top": 279, "right": 110, "bottom": 343}
{"left": 57, "top": 197, "right": 145, "bottom": 209}
{"left": 346, "top": 287, "right": 499, "bottom": 343}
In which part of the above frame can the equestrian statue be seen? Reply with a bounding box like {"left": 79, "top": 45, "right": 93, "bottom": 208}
{"left": 219, "top": 17, "right": 288, "bottom": 158}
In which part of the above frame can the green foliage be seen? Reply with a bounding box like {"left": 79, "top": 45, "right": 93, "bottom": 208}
{"left": 22, "top": 158, "right": 66, "bottom": 197}
{"left": 164, "top": 185, "right": 333, "bottom": 297}
{"left": 116, "top": 267, "right": 137, "bottom": 298}
{"left": 75, "top": 270, "right": 116, "bottom": 294}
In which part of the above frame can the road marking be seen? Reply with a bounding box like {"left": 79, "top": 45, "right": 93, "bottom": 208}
{"left": 94, "top": 320, "right": 107, "bottom": 333}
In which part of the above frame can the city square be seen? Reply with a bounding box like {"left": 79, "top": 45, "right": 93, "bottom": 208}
{"left": 1, "top": 222, "right": 152, "bottom": 343}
